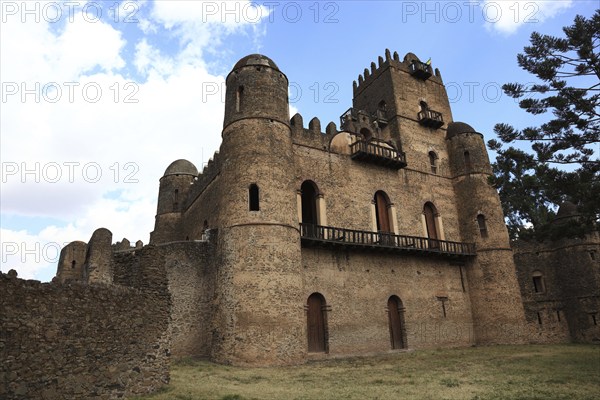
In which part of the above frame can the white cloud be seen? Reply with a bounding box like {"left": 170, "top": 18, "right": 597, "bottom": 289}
{"left": 151, "top": 0, "right": 270, "bottom": 28}
{"left": 1, "top": 0, "right": 270, "bottom": 281}
{"left": 483, "top": 0, "right": 573, "bottom": 35}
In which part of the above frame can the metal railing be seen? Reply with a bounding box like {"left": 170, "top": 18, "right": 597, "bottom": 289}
{"left": 300, "top": 223, "right": 475, "bottom": 257}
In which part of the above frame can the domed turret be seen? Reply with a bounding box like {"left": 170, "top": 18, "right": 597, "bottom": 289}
{"left": 213, "top": 54, "right": 304, "bottom": 364}
{"left": 223, "top": 53, "right": 289, "bottom": 129}
{"left": 163, "top": 159, "right": 198, "bottom": 177}
{"left": 151, "top": 159, "right": 198, "bottom": 244}
{"left": 446, "top": 121, "right": 476, "bottom": 139}
{"left": 552, "top": 201, "right": 581, "bottom": 225}
{"left": 446, "top": 121, "right": 491, "bottom": 176}
{"left": 447, "top": 121, "right": 527, "bottom": 343}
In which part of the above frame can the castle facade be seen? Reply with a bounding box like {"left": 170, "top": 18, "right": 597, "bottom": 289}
{"left": 135, "top": 51, "right": 528, "bottom": 364}
{"left": 53, "top": 51, "right": 598, "bottom": 368}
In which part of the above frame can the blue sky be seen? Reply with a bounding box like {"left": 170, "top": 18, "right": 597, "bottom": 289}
{"left": 1, "top": 0, "right": 597, "bottom": 281}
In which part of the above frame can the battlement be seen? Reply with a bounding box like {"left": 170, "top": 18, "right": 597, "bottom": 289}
{"left": 353, "top": 49, "right": 443, "bottom": 96}
{"left": 114, "top": 238, "right": 144, "bottom": 252}
{"left": 184, "top": 151, "right": 222, "bottom": 209}
{"left": 290, "top": 112, "right": 338, "bottom": 149}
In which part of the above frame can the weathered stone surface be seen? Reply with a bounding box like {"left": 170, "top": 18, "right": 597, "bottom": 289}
{"left": 16, "top": 51, "right": 595, "bottom": 400}
{"left": 514, "top": 231, "right": 600, "bottom": 343}
{"left": 1, "top": 245, "right": 171, "bottom": 400}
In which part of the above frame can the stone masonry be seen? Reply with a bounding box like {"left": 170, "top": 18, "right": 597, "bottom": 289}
{"left": 4, "top": 50, "right": 598, "bottom": 399}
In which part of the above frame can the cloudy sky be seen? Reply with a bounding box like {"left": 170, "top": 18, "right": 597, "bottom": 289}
{"left": 1, "top": 0, "right": 596, "bottom": 281}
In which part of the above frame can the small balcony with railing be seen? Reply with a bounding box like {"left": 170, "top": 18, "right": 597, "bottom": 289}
{"left": 350, "top": 140, "right": 407, "bottom": 169}
{"left": 409, "top": 60, "right": 433, "bottom": 80}
{"left": 300, "top": 223, "right": 476, "bottom": 258}
{"left": 340, "top": 107, "right": 388, "bottom": 130}
{"left": 418, "top": 109, "right": 444, "bottom": 129}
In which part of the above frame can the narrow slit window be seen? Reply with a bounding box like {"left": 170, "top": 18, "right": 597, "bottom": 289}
{"left": 236, "top": 86, "right": 244, "bottom": 112}
{"left": 249, "top": 184, "right": 260, "bottom": 211}
{"left": 537, "top": 312, "right": 542, "bottom": 325}
{"left": 464, "top": 151, "right": 472, "bottom": 171}
{"left": 477, "top": 214, "right": 488, "bottom": 238}
{"left": 437, "top": 296, "right": 448, "bottom": 318}
{"left": 173, "top": 189, "right": 179, "bottom": 211}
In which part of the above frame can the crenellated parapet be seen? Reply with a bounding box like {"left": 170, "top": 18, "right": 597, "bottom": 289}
{"left": 353, "top": 49, "right": 443, "bottom": 97}
{"left": 290, "top": 112, "right": 338, "bottom": 149}
{"left": 184, "top": 151, "right": 222, "bottom": 209}
{"left": 113, "top": 238, "right": 144, "bottom": 252}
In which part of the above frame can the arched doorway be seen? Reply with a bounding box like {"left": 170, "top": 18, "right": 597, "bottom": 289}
{"left": 307, "top": 293, "right": 327, "bottom": 353}
{"left": 388, "top": 296, "right": 406, "bottom": 349}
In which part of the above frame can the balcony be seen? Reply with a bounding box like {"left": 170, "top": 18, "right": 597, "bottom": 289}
{"left": 340, "top": 108, "right": 388, "bottom": 131}
{"left": 418, "top": 109, "right": 444, "bottom": 129}
{"left": 300, "top": 224, "right": 476, "bottom": 258}
{"left": 409, "top": 60, "right": 433, "bottom": 80}
{"left": 350, "top": 140, "right": 407, "bottom": 169}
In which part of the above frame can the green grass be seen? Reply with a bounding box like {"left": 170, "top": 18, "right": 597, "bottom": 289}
{"left": 131, "top": 344, "right": 600, "bottom": 400}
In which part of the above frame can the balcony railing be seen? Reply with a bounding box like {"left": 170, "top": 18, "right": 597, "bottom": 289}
{"left": 300, "top": 223, "right": 476, "bottom": 258}
{"left": 418, "top": 109, "right": 444, "bottom": 129}
{"left": 340, "top": 108, "right": 388, "bottom": 131}
{"left": 409, "top": 60, "right": 433, "bottom": 80}
{"left": 350, "top": 140, "right": 407, "bottom": 169}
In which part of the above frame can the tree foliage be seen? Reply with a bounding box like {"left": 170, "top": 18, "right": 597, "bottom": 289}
{"left": 488, "top": 10, "right": 600, "bottom": 240}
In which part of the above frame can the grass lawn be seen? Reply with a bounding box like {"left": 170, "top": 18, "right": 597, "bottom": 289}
{"left": 132, "top": 344, "right": 599, "bottom": 400}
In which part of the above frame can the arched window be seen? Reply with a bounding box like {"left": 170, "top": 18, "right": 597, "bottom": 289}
{"left": 236, "top": 86, "right": 244, "bottom": 112}
{"left": 300, "top": 181, "right": 319, "bottom": 225}
{"left": 532, "top": 271, "right": 545, "bottom": 293}
{"left": 419, "top": 100, "right": 429, "bottom": 111}
{"left": 377, "top": 100, "right": 387, "bottom": 119}
{"left": 477, "top": 214, "right": 488, "bottom": 238}
{"left": 307, "top": 293, "right": 328, "bottom": 353}
{"left": 374, "top": 191, "right": 392, "bottom": 233}
{"left": 464, "top": 151, "right": 472, "bottom": 171}
{"left": 249, "top": 184, "right": 259, "bottom": 211}
{"left": 428, "top": 151, "right": 438, "bottom": 174}
{"left": 388, "top": 296, "right": 406, "bottom": 349}
{"left": 423, "top": 202, "right": 439, "bottom": 247}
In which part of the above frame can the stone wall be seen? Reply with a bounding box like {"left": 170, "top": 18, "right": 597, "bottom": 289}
{"left": 300, "top": 247, "right": 475, "bottom": 355}
{"left": 514, "top": 231, "right": 600, "bottom": 343}
{"left": 160, "top": 240, "right": 217, "bottom": 359}
{"left": 0, "top": 245, "right": 171, "bottom": 400}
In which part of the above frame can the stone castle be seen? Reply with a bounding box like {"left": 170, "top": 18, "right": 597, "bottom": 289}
{"left": 2, "top": 51, "right": 598, "bottom": 399}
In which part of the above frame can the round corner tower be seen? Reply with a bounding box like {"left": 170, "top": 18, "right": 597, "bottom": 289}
{"left": 150, "top": 159, "right": 198, "bottom": 244}
{"left": 446, "top": 121, "right": 527, "bottom": 344}
{"left": 214, "top": 54, "right": 304, "bottom": 365}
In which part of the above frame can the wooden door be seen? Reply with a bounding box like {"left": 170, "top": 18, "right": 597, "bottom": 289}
{"left": 388, "top": 297, "right": 404, "bottom": 349}
{"left": 424, "top": 203, "right": 439, "bottom": 248}
{"left": 307, "top": 294, "right": 326, "bottom": 353}
{"left": 375, "top": 191, "right": 391, "bottom": 233}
